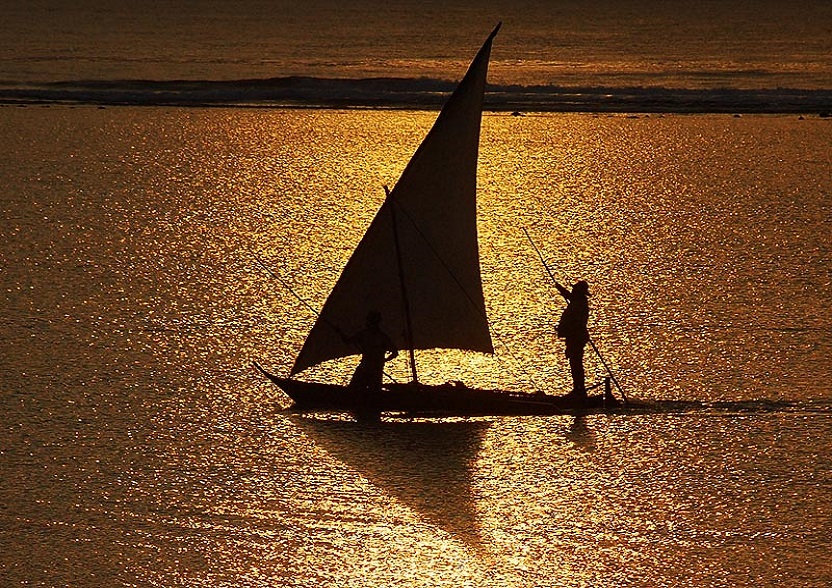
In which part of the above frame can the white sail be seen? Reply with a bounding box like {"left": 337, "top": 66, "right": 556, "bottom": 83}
{"left": 291, "top": 24, "right": 500, "bottom": 377}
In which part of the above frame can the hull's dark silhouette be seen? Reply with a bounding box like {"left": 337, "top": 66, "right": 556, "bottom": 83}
{"left": 256, "top": 27, "right": 633, "bottom": 417}
{"left": 255, "top": 363, "right": 618, "bottom": 417}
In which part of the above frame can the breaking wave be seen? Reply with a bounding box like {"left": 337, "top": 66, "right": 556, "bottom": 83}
{"left": 2, "top": 76, "right": 831, "bottom": 114}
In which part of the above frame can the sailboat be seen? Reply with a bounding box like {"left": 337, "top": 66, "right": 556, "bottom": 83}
{"left": 256, "top": 24, "right": 619, "bottom": 416}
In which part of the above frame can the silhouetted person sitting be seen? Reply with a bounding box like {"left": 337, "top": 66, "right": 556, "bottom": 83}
{"left": 555, "top": 280, "right": 590, "bottom": 399}
{"left": 343, "top": 311, "right": 398, "bottom": 394}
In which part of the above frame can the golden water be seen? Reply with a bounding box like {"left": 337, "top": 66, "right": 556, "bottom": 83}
{"left": 1, "top": 106, "right": 831, "bottom": 586}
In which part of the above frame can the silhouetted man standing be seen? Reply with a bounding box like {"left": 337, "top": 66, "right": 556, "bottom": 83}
{"left": 344, "top": 311, "right": 398, "bottom": 394}
{"left": 555, "top": 280, "right": 590, "bottom": 398}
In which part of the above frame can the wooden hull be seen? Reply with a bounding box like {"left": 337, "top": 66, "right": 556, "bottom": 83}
{"left": 254, "top": 363, "right": 620, "bottom": 417}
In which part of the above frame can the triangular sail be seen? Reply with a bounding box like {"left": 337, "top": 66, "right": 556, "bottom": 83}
{"left": 291, "top": 24, "right": 500, "bottom": 377}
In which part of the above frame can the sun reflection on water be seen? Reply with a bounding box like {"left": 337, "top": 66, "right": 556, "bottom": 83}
{"left": 3, "top": 107, "right": 831, "bottom": 587}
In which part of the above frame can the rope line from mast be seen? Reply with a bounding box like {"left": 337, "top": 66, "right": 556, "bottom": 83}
{"left": 388, "top": 194, "right": 545, "bottom": 393}
{"left": 250, "top": 247, "right": 399, "bottom": 384}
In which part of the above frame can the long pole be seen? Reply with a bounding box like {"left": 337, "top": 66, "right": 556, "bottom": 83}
{"left": 522, "top": 228, "right": 628, "bottom": 403}
{"left": 386, "top": 186, "right": 419, "bottom": 384}
{"left": 251, "top": 248, "right": 399, "bottom": 384}
{"left": 251, "top": 249, "right": 325, "bottom": 322}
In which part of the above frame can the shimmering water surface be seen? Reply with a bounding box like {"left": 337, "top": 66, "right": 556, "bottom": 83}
{"left": 1, "top": 106, "right": 831, "bottom": 587}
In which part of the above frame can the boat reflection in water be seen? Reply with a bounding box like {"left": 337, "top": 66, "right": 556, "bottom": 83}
{"left": 290, "top": 411, "right": 602, "bottom": 557}
{"left": 292, "top": 415, "right": 491, "bottom": 550}
{"left": 564, "top": 415, "right": 595, "bottom": 453}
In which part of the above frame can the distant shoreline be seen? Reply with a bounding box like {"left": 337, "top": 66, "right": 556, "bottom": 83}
{"left": 2, "top": 77, "right": 831, "bottom": 115}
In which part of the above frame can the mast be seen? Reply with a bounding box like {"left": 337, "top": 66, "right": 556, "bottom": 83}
{"left": 387, "top": 187, "right": 419, "bottom": 383}
{"left": 289, "top": 24, "right": 500, "bottom": 378}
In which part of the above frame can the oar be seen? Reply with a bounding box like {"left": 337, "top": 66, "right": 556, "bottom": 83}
{"left": 250, "top": 248, "right": 399, "bottom": 384}
{"left": 522, "top": 228, "right": 628, "bottom": 404}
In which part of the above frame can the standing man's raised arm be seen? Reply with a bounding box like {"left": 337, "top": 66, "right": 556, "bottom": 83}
{"left": 555, "top": 281, "right": 571, "bottom": 301}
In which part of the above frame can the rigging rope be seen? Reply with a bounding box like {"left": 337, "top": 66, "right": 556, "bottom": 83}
{"left": 390, "top": 195, "right": 545, "bottom": 393}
